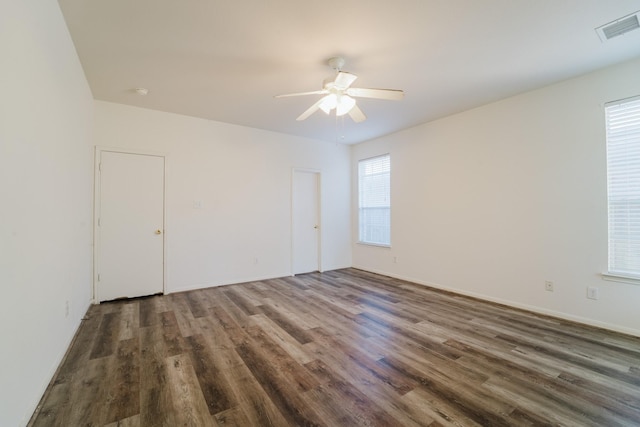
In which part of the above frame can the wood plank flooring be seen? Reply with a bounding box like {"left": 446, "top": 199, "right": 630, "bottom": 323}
{"left": 29, "top": 268, "right": 640, "bottom": 426}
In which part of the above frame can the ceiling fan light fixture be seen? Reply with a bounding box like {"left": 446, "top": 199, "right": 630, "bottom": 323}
{"left": 336, "top": 95, "right": 356, "bottom": 116}
{"left": 319, "top": 94, "right": 337, "bottom": 114}
{"left": 276, "top": 57, "right": 403, "bottom": 123}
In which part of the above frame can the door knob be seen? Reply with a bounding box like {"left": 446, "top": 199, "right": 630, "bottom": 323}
{"left": 155, "top": 229, "right": 162, "bottom": 234}
{"left": 313, "top": 225, "right": 319, "bottom": 229}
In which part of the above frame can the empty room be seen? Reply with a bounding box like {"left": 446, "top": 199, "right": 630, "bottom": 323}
{"left": 3, "top": 1, "right": 640, "bottom": 426}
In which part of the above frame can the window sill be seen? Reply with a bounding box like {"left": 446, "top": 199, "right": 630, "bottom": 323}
{"left": 601, "top": 273, "right": 640, "bottom": 286}
{"left": 357, "top": 241, "right": 391, "bottom": 249}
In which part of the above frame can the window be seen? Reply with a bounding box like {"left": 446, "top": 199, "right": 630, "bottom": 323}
{"left": 605, "top": 96, "right": 640, "bottom": 279}
{"left": 358, "top": 154, "right": 390, "bottom": 246}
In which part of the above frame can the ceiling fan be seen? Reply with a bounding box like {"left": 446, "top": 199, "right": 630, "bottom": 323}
{"left": 275, "top": 57, "right": 404, "bottom": 123}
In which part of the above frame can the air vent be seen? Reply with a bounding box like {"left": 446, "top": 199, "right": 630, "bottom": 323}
{"left": 596, "top": 11, "right": 640, "bottom": 42}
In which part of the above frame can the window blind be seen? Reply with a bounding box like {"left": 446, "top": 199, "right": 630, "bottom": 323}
{"left": 606, "top": 96, "right": 640, "bottom": 278}
{"left": 358, "top": 154, "right": 390, "bottom": 246}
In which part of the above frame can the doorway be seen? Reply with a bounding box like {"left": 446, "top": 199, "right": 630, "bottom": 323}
{"left": 95, "top": 149, "right": 165, "bottom": 301}
{"left": 292, "top": 169, "right": 320, "bottom": 275}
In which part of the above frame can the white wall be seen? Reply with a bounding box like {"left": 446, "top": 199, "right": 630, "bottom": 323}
{"left": 3, "top": 4, "right": 636, "bottom": 425}
{"left": 93, "top": 101, "right": 351, "bottom": 294}
{"left": 0, "top": 1, "right": 94, "bottom": 426}
{"left": 352, "top": 57, "right": 640, "bottom": 337}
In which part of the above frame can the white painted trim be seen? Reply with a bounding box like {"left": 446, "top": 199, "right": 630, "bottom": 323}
{"left": 93, "top": 146, "right": 168, "bottom": 303}
{"left": 24, "top": 299, "right": 91, "bottom": 425}
{"left": 356, "top": 242, "right": 392, "bottom": 249}
{"left": 95, "top": 145, "right": 167, "bottom": 157}
{"left": 316, "top": 171, "right": 323, "bottom": 273}
{"left": 291, "top": 168, "right": 323, "bottom": 274}
{"left": 166, "top": 272, "right": 292, "bottom": 294}
{"left": 92, "top": 148, "right": 100, "bottom": 304}
{"left": 352, "top": 265, "right": 640, "bottom": 338}
{"left": 601, "top": 272, "right": 640, "bottom": 286}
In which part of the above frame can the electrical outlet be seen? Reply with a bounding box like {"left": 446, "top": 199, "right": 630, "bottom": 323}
{"left": 587, "top": 286, "right": 599, "bottom": 300}
{"left": 65, "top": 300, "right": 70, "bottom": 318}
{"left": 545, "top": 281, "right": 554, "bottom": 292}
{"left": 393, "top": 256, "right": 398, "bottom": 264}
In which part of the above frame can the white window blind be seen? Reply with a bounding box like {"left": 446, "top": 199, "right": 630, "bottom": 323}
{"left": 358, "top": 154, "right": 390, "bottom": 246}
{"left": 606, "top": 96, "right": 640, "bottom": 278}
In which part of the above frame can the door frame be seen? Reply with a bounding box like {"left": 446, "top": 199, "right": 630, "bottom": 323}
{"left": 93, "top": 146, "right": 167, "bottom": 303}
{"left": 291, "top": 168, "right": 322, "bottom": 275}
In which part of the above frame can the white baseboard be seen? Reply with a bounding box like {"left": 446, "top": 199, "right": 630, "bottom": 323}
{"left": 352, "top": 265, "right": 640, "bottom": 338}
{"left": 165, "top": 266, "right": 353, "bottom": 294}
{"left": 23, "top": 299, "right": 92, "bottom": 426}
{"left": 166, "top": 271, "right": 294, "bottom": 294}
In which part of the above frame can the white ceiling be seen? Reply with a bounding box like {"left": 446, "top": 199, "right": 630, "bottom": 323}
{"left": 58, "top": 0, "right": 640, "bottom": 144}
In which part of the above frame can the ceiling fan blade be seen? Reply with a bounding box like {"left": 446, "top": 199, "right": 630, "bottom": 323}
{"left": 296, "top": 97, "right": 327, "bottom": 121}
{"left": 348, "top": 104, "right": 367, "bottom": 123}
{"left": 346, "top": 87, "right": 404, "bottom": 100}
{"left": 334, "top": 71, "right": 358, "bottom": 89}
{"left": 275, "top": 90, "right": 327, "bottom": 98}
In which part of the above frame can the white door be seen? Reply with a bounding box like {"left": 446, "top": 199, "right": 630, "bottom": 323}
{"left": 292, "top": 170, "right": 320, "bottom": 274}
{"left": 97, "top": 151, "right": 165, "bottom": 301}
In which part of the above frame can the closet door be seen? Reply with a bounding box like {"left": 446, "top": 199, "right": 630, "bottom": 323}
{"left": 97, "top": 150, "right": 165, "bottom": 301}
{"left": 292, "top": 170, "right": 320, "bottom": 274}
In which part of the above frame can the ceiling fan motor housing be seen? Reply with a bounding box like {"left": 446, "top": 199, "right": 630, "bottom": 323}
{"left": 327, "top": 56, "right": 345, "bottom": 71}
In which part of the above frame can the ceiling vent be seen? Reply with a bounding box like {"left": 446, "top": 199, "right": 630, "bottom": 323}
{"left": 596, "top": 11, "right": 640, "bottom": 42}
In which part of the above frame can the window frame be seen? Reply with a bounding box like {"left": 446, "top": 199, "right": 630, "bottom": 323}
{"left": 357, "top": 154, "right": 391, "bottom": 247}
{"left": 603, "top": 95, "right": 640, "bottom": 285}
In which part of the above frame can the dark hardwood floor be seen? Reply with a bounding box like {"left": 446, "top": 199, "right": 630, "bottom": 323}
{"left": 30, "top": 268, "right": 640, "bottom": 426}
